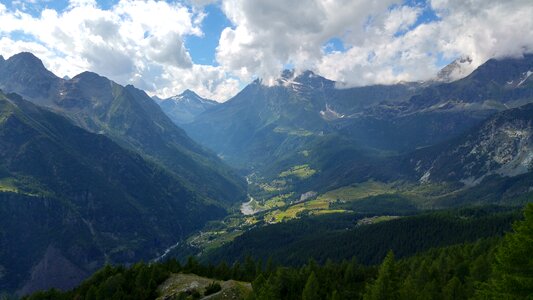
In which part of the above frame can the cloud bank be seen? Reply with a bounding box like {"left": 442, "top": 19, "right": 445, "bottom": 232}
{"left": 0, "top": 0, "right": 239, "bottom": 101}
{"left": 0, "top": 0, "right": 532, "bottom": 101}
{"left": 217, "top": 0, "right": 533, "bottom": 87}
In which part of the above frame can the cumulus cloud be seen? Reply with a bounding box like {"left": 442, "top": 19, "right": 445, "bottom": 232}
{"left": 0, "top": 0, "right": 239, "bottom": 101}
{"left": 216, "top": 0, "right": 533, "bottom": 87}
{"left": 0, "top": 0, "right": 532, "bottom": 101}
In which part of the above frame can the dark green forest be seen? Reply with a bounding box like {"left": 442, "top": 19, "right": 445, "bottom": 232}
{"left": 204, "top": 206, "right": 520, "bottom": 265}
{"left": 20, "top": 203, "right": 533, "bottom": 300}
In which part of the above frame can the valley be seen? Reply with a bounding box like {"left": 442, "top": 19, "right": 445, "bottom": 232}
{"left": 0, "top": 0, "right": 531, "bottom": 298}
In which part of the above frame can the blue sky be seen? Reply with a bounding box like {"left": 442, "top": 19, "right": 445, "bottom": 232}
{"left": 186, "top": 3, "right": 231, "bottom": 66}
{"left": 0, "top": 0, "right": 531, "bottom": 101}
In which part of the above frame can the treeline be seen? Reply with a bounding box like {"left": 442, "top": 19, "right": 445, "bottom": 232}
{"left": 23, "top": 204, "right": 532, "bottom": 299}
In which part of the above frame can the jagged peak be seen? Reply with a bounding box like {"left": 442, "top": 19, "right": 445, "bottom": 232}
{"left": 276, "top": 69, "right": 333, "bottom": 90}
{"left": 4, "top": 52, "right": 55, "bottom": 77}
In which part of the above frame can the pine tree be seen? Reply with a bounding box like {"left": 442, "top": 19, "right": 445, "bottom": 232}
{"left": 443, "top": 276, "right": 465, "bottom": 300}
{"left": 398, "top": 275, "right": 419, "bottom": 300}
{"left": 302, "top": 272, "right": 320, "bottom": 300}
{"left": 85, "top": 286, "right": 97, "bottom": 300}
{"left": 244, "top": 255, "right": 257, "bottom": 280}
{"left": 363, "top": 251, "right": 399, "bottom": 300}
{"left": 330, "top": 290, "right": 341, "bottom": 300}
{"left": 480, "top": 203, "right": 533, "bottom": 299}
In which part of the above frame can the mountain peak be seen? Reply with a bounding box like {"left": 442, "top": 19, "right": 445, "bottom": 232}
{"left": 273, "top": 70, "right": 334, "bottom": 92}
{"left": 71, "top": 71, "right": 112, "bottom": 89}
{"left": 169, "top": 89, "right": 214, "bottom": 104}
{"left": 281, "top": 69, "right": 295, "bottom": 79}
{"left": 8, "top": 52, "right": 47, "bottom": 70}
{"left": 297, "top": 70, "right": 318, "bottom": 78}
{"left": 0, "top": 52, "right": 59, "bottom": 102}
{"left": 180, "top": 89, "right": 199, "bottom": 98}
{"left": 3, "top": 52, "right": 56, "bottom": 79}
{"left": 436, "top": 56, "right": 474, "bottom": 83}
{"left": 73, "top": 71, "right": 105, "bottom": 81}
{"left": 466, "top": 54, "right": 533, "bottom": 85}
{"left": 159, "top": 90, "right": 218, "bottom": 125}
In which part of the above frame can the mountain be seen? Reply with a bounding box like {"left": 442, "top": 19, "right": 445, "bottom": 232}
{"left": 185, "top": 70, "right": 418, "bottom": 168}
{"left": 337, "top": 54, "right": 533, "bottom": 151}
{"left": 183, "top": 55, "right": 533, "bottom": 200}
{"left": 0, "top": 91, "right": 226, "bottom": 294}
{"left": 0, "top": 52, "right": 246, "bottom": 205}
{"left": 405, "top": 54, "right": 533, "bottom": 113}
{"left": 436, "top": 56, "right": 474, "bottom": 82}
{"left": 0, "top": 52, "right": 60, "bottom": 104}
{"left": 409, "top": 102, "right": 533, "bottom": 185}
{"left": 158, "top": 89, "right": 219, "bottom": 125}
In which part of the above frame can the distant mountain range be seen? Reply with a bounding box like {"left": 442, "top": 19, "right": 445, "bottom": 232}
{"left": 181, "top": 54, "right": 533, "bottom": 196}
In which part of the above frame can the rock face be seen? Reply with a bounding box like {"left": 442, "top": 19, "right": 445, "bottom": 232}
{"left": 410, "top": 103, "right": 533, "bottom": 184}
{"left": 0, "top": 52, "right": 60, "bottom": 103}
{"left": 158, "top": 89, "right": 218, "bottom": 125}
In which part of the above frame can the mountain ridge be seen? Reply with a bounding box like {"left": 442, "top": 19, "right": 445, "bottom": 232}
{"left": 0, "top": 52, "right": 247, "bottom": 205}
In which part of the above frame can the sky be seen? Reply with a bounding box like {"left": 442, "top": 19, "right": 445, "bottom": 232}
{"left": 0, "top": 0, "right": 532, "bottom": 101}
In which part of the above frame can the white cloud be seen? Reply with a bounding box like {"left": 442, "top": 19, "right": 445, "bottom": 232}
{"left": 1, "top": 0, "right": 532, "bottom": 101}
{"left": 216, "top": 0, "right": 533, "bottom": 87}
{"left": 0, "top": 0, "right": 239, "bottom": 101}
{"left": 216, "top": 0, "right": 401, "bottom": 83}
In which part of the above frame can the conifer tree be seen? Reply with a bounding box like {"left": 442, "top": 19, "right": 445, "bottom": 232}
{"left": 480, "top": 203, "right": 533, "bottom": 299}
{"left": 363, "top": 251, "right": 399, "bottom": 300}
{"left": 302, "top": 272, "right": 320, "bottom": 300}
